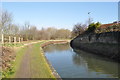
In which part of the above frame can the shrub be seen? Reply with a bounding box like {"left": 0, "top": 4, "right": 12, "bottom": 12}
{"left": 86, "top": 22, "right": 101, "bottom": 33}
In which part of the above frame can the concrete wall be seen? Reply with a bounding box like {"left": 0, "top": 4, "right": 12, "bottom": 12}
{"left": 70, "top": 31, "right": 120, "bottom": 62}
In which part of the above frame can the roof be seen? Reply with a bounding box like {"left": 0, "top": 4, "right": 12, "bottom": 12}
{"left": 100, "top": 23, "right": 119, "bottom": 29}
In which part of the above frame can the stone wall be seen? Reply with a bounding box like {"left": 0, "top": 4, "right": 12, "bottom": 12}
{"left": 70, "top": 31, "right": 120, "bottom": 62}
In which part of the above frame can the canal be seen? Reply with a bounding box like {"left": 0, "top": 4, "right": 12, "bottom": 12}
{"left": 43, "top": 43, "right": 119, "bottom": 78}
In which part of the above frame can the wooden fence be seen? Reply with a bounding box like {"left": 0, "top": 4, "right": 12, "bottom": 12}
{"left": 1, "top": 34, "right": 23, "bottom": 44}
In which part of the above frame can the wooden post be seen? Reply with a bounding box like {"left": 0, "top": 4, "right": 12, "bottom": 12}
{"left": 21, "top": 37, "right": 23, "bottom": 42}
{"left": 19, "top": 37, "right": 20, "bottom": 43}
{"left": 9, "top": 36, "right": 11, "bottom": 44}
{"left": 1, "top": 34, "right": 4, "bottom": 44}
{"left": 14, "top": 37, "right": 16, "bottom": 44}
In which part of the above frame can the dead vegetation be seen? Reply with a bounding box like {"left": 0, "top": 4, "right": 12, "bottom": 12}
{"left": 1, "top": 46, "right": 15, "bottom": 73}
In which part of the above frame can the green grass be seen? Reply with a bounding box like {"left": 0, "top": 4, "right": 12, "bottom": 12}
{"left": 2, "top": 40, "right": 41, "bottom": 47}
{"left": 9, "top": 46, "right": 28, "bottom": 78}
{"left": 29, "top": 42, "right": 55, "bottom": 78}
{"left": 2, "top": 45, "right": 27, "bottom": 78}
{"left": 5, "top": 41, "right": 56, "bottom": 79}
{"left": 3, "top": 43, "right": 24, "bottom": 47}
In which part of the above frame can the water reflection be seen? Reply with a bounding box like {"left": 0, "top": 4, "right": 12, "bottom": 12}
{"left": 73, "top": 50, "right": 119, "bottom": 77}
{"left": 44, "top": 43, "right": 119, "bottom": 78}
{"left": 43, "top": 43, "right": 70, "bottom": 53}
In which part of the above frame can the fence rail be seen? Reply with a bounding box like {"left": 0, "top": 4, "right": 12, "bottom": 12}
{"left": 1, "top": 34, "right": 23, "bottom": 44}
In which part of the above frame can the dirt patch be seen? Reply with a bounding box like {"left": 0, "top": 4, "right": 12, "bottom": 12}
{"left": 1, "top": 47, "right": 15, "bottom": 71}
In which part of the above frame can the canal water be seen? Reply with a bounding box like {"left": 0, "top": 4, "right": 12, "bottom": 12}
{"left": 43, "top": 43, "right": 119, "bottom": 78}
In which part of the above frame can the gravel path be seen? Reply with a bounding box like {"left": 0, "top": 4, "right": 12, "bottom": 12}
{"left": 15, "top": 45, "right": 32, "bottom": 78}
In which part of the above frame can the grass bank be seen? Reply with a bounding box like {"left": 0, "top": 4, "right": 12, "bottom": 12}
{"left": 2, "top": 40, "right": 70, "bottom": 79}
{"left": 3, "top": 41, "right": 56, "bottom": 79}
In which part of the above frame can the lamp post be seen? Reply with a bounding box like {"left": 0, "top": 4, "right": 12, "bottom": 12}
{"left": 88, "top": 12, "right": 91, "bottom": 25}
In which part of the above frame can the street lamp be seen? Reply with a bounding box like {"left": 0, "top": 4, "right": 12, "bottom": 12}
{"left": 88, "top": 12, "right": 91, "bottom": 25}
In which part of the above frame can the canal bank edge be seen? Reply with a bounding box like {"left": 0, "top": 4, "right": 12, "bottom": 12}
{"left": 70, "top": 31, "right": 120, "bottom": 62}
{"left": 41, "top": 40, "right": 70, "bottom": 80}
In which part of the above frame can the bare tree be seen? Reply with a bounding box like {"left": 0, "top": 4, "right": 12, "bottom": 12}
{"left": 22, "top": 22, "right": 30, "bottom": 41}
{"left": 55, "top": 29, "right": 71, "bottom": 39}
{"left": 29, "top": 26, "right": 37, "bottom": 40}
{"left": 46, "top": 27, "right": 57, "bottom": 39}
{"left": 0, "top": 10, "right": 12, "bottom": 34}
{"left": 71, "top": 23, "right": 87, "bottom": 38}
{"left": 8, "top": 24, "right": 19, "bottom": 35}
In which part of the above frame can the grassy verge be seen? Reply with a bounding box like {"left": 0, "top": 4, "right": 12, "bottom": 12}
{"left": 2, "top": 40, "right": 41, "bottom": 47}
{"left": 1, "top": 45, "right": 27, "bottom": 78}
{"left": 3, "top": 43, "right": 24, "bottom": 47}
{"left": 9, "top": 46, "right": 28, "bottom": 78}
{"left": 5, "top": 41, "right": 56, "bottom": 79}
{"left": 30, "top": 42, "right": 55, "bottom": 78}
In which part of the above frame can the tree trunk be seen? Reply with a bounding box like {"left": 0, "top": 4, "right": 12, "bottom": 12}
{"left": 2, "top": 34, "right": 4, "bottom": 44}
{"left": 19, "top": 37, "right": 20, "bottom": 43}
{"left": 14, "top": 37, "right": 16, "bottom": 44}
